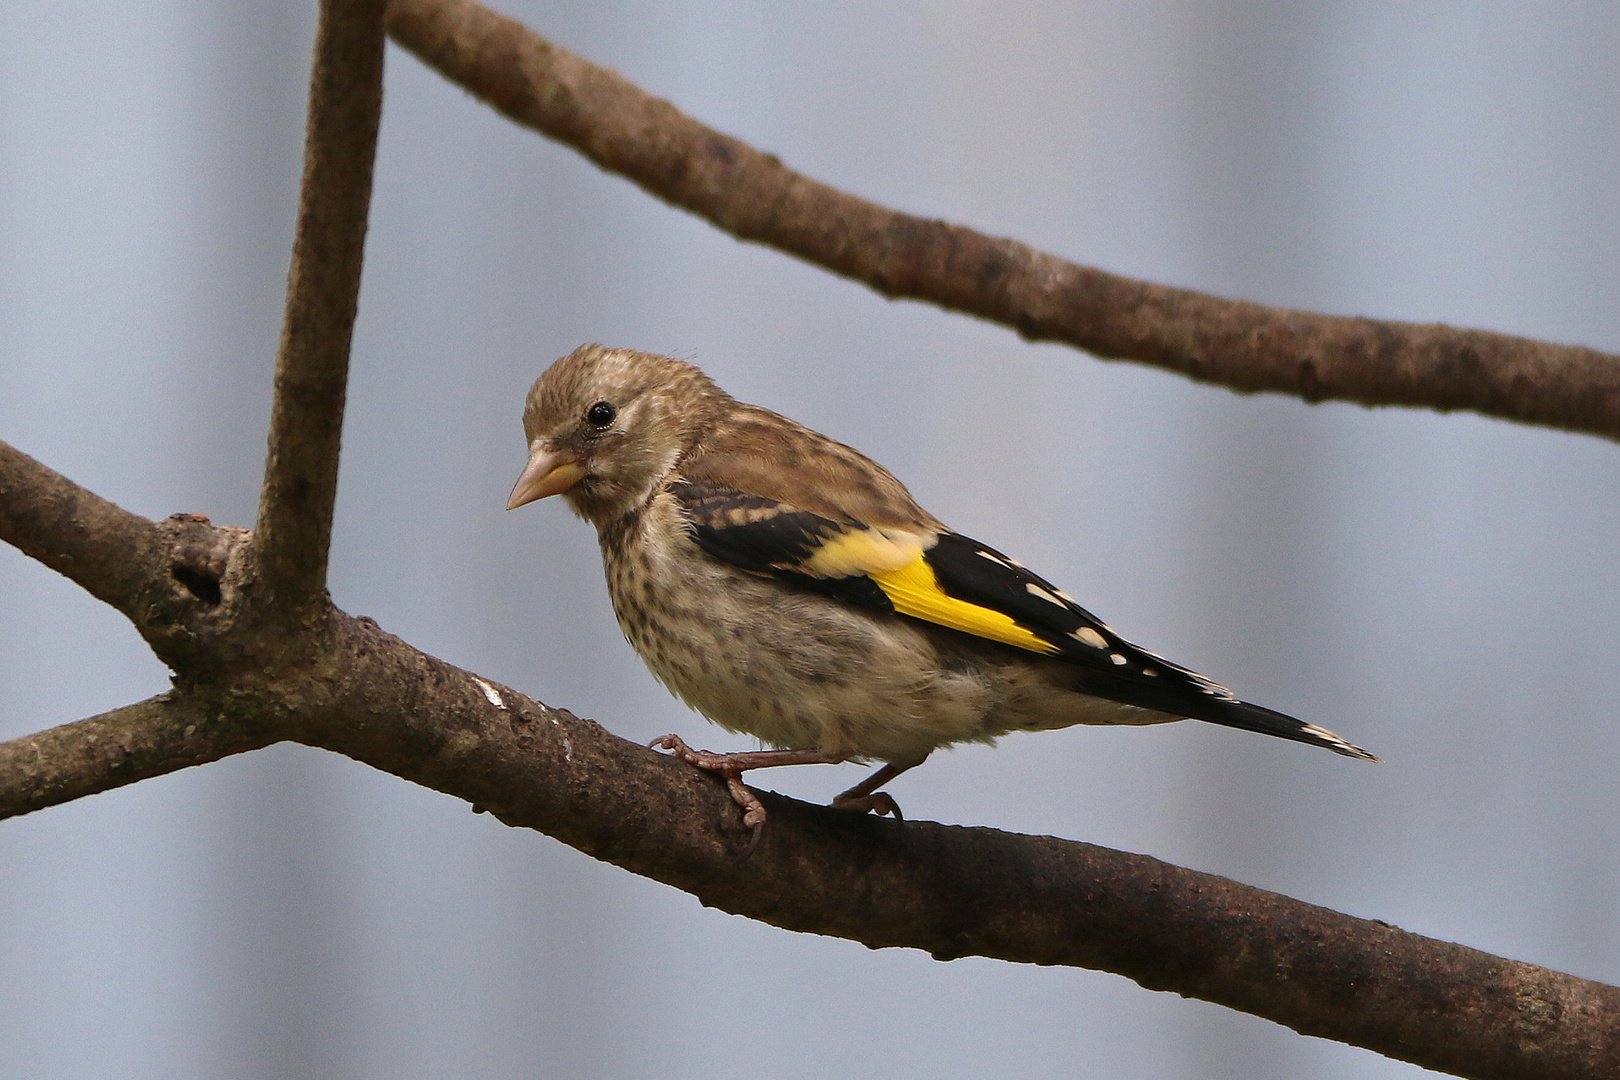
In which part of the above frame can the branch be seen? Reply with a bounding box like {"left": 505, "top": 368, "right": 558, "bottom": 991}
{"left": 0, "top": 695, "right": 272, "bottom": 818}
{"left": 0, "top": 592, "right": 1614, "bottom": 1079}
{"left": 0, "top": 437, "right": 263, "bottom": 672}
{"left": 301, "top": 622, "right": 1620, "bottom": 1080}
{"left": 0, "top": 439, "right": 162, "bottom": 618}
{"left": 384, "top": 0, "right": 1620, "bottom": 442}
{"left": 254, "top": 0, "right": 388, "bottom": 611}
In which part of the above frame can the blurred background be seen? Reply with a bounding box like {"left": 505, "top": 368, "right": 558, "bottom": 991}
{"left": 2, "top": 1, "right": 1618, "bottom": 1077}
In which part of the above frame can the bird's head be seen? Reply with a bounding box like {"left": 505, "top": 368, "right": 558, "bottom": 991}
{"left": 507, "top": 344, "right": 728, "bottom": 525}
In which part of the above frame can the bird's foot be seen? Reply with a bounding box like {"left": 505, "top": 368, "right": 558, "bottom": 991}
{"left": 648, "top": 734, "right": 842, "bottom": 832}
{"left": 831, "top": 761, "right": 912, "bottom": 820}
{"left": 831, "top": 789, "right": 904, "bottom": 820}
{"left": 649, "top": 733, "right": 769, "bottom": 830}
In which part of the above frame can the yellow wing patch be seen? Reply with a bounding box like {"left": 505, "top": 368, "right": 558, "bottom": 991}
{"left": 870, "top": 554, "right": 1061, "bottom": 655}
{"left": 799, "top": 526, "right": 925, "bottom": 578}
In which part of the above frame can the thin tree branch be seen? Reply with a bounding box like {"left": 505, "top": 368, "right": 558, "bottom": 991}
{"left": 384, "top": 0, "right": 1620, "bottom": 442}
{"left": 0, "top": 695, "right": 271, "bottom": 818}
{"left": 0, "top": 439, "right": 162, "bottom": 618}
{"left": 0, "top": 437, "right": 260, "bottom": 671}
{"left": 255, "top": 0, "right": 388, "bottom": 612}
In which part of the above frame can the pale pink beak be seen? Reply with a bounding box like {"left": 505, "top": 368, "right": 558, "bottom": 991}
{"left": 507, "top": 445, "right": 588, "bottom": 509}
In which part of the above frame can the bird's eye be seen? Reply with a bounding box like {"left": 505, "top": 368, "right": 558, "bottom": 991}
{"left": 586, "top": 401, "right": 616, "bottom": 427}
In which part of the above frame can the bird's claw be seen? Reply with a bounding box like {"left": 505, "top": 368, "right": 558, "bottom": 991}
{"left": 649, "top": 732, "right": 739, "bottom": 773}
{"left": 651, "top": 733, "right": 771, "bottom": 838}
{"left": 651, "top": 734, "right": 903, "bottom": 838}
{"left": 832, "top": 790, "right": 904, "bottom": 820}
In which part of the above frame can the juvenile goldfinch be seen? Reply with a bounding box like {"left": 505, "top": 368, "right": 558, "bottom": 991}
{"left": 509, "top": 345, "right": 1375, "bottom": 828}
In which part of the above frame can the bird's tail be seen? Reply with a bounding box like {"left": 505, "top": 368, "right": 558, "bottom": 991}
{"left": 1199, "top": 697, "right": 1379, "bottom": 761}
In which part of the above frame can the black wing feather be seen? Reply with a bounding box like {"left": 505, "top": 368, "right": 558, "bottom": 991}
{"left": 669, "top": 478, "right": 894, "bottom": 610}
{"left": 923, "top": 534, "right": 1131, "bottom": 657}
{"left": 923, "top": 533, "right": 1219, "bottom": 683}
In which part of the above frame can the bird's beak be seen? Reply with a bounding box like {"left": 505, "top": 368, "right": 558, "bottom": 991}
{"left": 507, "top": 445, "right": 588, "bottom": 509}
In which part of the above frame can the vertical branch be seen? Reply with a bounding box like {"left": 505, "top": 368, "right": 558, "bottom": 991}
{"left": 254, "top": 0, "right": 388, "bottom": 613}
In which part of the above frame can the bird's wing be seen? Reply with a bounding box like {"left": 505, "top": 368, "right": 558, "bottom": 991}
{"left": 669, "top": 476, "right": 1377, "bottom": 760}
{"left": 670, "top": 474, "right": 1191, "bottom": 672}
{"left": 689, "top": 403, "right": 946, "bottom": 532}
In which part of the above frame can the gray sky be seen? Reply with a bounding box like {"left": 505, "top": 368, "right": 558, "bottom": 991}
{"left": 3, "top": 2, "right": 1618, "bottom": 1077}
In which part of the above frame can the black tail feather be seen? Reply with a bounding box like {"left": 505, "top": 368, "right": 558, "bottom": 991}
{"left": 1197, "top": 697, "right": 1379, "bottom": 761}
{"left": 1076, "top": 670, "right": 1379, "bottom": 761}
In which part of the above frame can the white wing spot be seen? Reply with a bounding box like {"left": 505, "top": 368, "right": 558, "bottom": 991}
{"left": 1109, "top": 653, "right": 1128, "bottom": 665}
{"left": 1026, "top": 583, "right": 1067, "bottom": 607}
{"left": 472, "top": 676, "right": 507, "bottom": 710}
{"left": 1071, "top": 627, "right": 1109, "bottom": 649}
{"left": 1141, "top": 667, "right": 1159, "bottom": 677}
{"left": 977, "top": 550, "right": 1012, "bottom": 568}
{"left": 1054, "top": 589, "right": 1077, "bottom": 604}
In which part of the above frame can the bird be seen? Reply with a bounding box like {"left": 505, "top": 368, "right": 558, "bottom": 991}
{"left": 507, "top": 344, "right": 1376, "bottom": 831}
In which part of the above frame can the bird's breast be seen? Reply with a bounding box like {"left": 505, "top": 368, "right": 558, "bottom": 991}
{"left": 594, "top": 493, "right": 998, "bottom": 763}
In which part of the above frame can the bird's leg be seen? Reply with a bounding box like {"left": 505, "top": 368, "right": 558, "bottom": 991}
{"left": 832, "top": 762, "right": 913, "bottom": 820}
{"left": 649, "top": 734, "right": 843, "bottom": 830}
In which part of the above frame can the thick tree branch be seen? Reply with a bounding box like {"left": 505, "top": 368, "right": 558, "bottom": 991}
{"left": 0, "top": 695, "right": 271, "bottom": 818}
{"left": 0, "top": 572, "right": 1614, "bottom": 1079}
{"left": 255, "top": 0, "right": 387, "bottom": 612}
{"left": 384, "top": 0, "right": 1620, "bottom": 442}
{"left": 2, "top": 445, "right": 1617, "bottom": 1078}
{"left": 304, "top": 622, "right": 1620, "bottom": 1080}
{"left": 2, "top": 430, "right": 1617, "bottom": 1075}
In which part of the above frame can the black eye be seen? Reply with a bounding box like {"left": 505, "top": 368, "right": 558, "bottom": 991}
{"left": 586, "top": 401, "right": 616, "bottom": 427}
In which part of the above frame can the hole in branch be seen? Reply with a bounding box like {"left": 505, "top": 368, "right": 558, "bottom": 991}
{"left": 172, "top": 564, "right": 222, "bottom": 606}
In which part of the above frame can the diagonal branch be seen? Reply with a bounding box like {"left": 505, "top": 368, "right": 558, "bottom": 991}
{"left": 0, "top": 695, "right": 272, "bottom": 818}
{"left": 0, "top": 439, "right": 162, "bottom": 618}
{"left": 385, "top": 0, "right": 1620, "bottom": 442}
{"left": 0, "top": 437, "right": 259, "bottom": 671}
{"left": 302, "top": 630, "right": 1620, "bottom": 1080}
{"left": 0, "top": 589, "right": 1614, "bottom": 1080}
{"left": 254, "top": 0, "right": 388, "bottom": 612}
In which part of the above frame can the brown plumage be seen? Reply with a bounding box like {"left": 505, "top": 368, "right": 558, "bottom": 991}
{"left": 509, "top": 344, "right": 1375, "bottom": 828}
